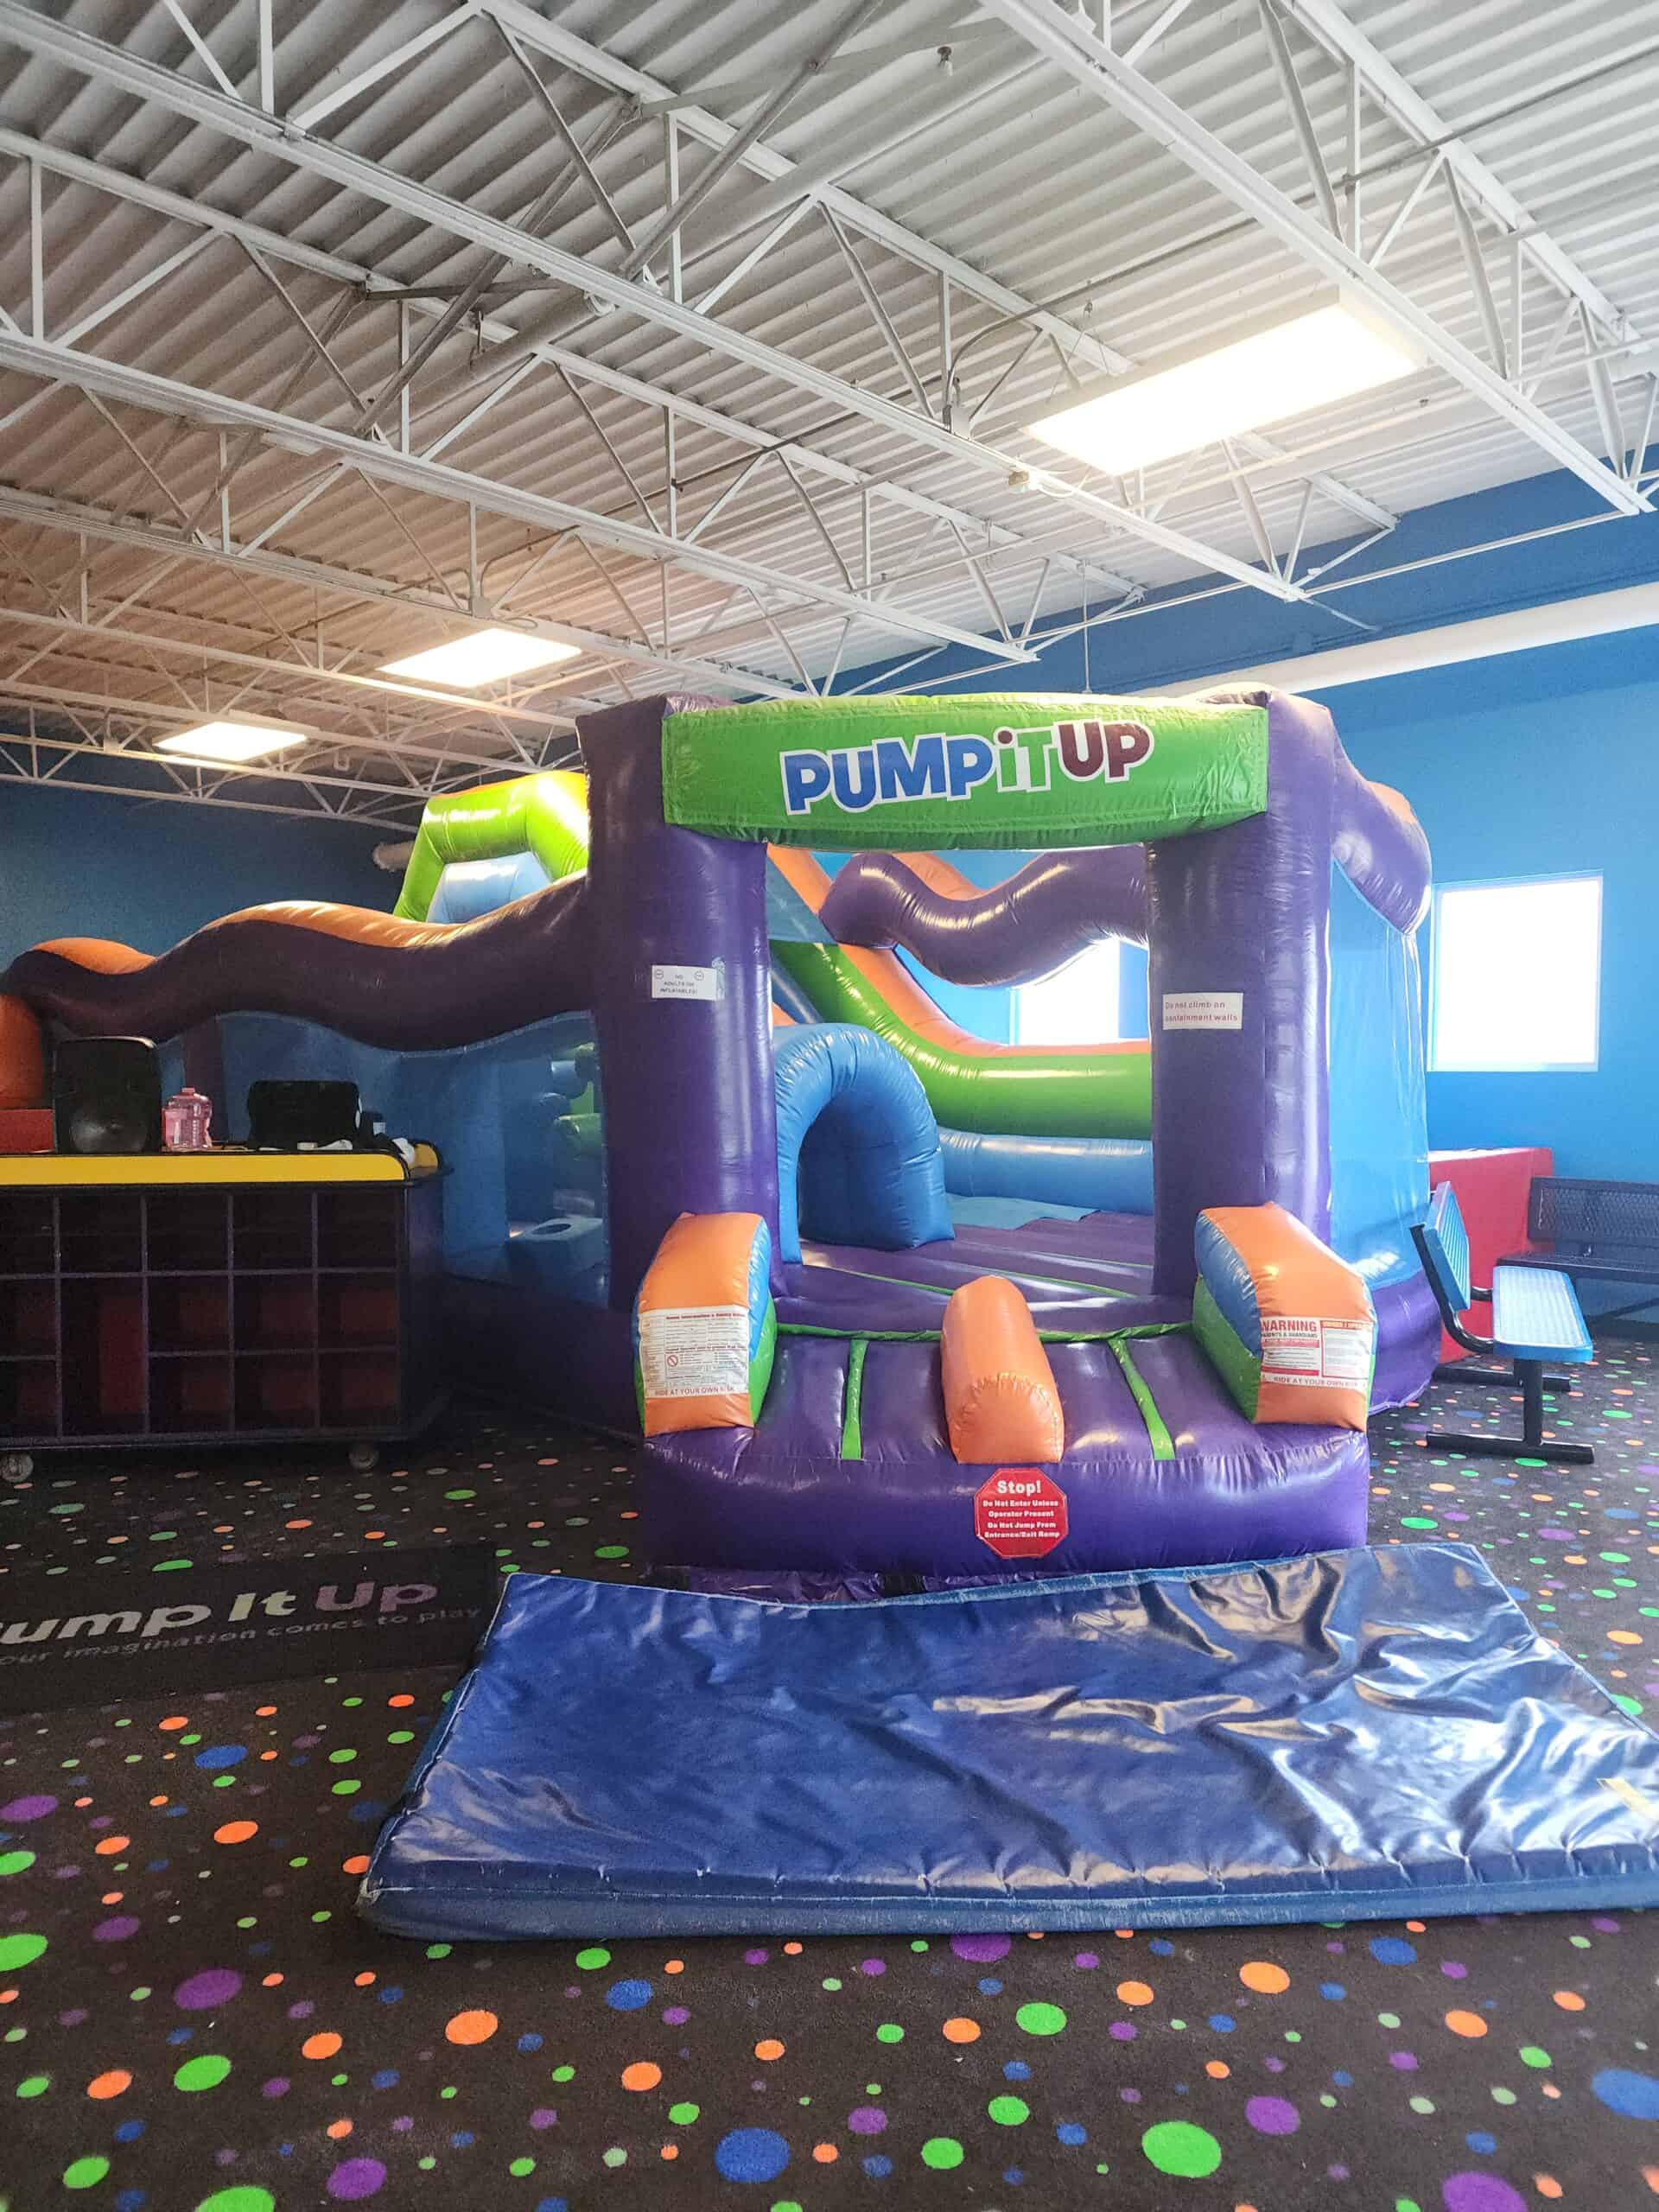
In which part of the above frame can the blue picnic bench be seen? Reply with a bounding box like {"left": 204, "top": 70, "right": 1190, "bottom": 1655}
{"left": 1412, "top": 1183, "right": 1594, "bottom": 1466}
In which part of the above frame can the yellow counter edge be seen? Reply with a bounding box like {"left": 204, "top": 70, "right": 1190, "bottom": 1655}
{"left": 0, "top": 1144, "right": 441, "bottom": 1186}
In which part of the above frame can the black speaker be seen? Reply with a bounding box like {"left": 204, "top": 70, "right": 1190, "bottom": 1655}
{"left": 245, "top": 1079, "right": 362, "bottom": 1150}
{"left": 53, "top": 1037, "right": 162, "bottom": 1156}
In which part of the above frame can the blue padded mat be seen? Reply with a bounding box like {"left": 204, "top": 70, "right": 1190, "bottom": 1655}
{"left": 359, "top": 1543, "right": 1659, "bottom": 1939}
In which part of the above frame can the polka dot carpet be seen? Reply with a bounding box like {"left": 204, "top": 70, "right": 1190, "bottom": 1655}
{"left": 2, "top": 1349, "right": 1657, "bottom": 2209}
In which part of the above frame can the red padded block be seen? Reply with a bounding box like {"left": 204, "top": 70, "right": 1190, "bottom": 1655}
{"left": 0, "top": 1109, "right": 52, "bottom": 1153}
{"left": 1428, "top": 1147, "right": 1553, "bottom": 1361}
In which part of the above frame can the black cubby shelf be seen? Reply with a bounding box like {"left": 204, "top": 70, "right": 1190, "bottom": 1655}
{"left": 0, "top": 1162, "right": 444, "bottom": 1452}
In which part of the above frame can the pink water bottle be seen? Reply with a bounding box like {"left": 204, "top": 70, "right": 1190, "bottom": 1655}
{"left": 163, "top": 1088, "right": 213, "bottom": 1152}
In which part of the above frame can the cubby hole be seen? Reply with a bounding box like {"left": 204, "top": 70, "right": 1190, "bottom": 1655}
{"left": 0, "top": 1280, "right": 57, "bottom": 1356}
{"left": 60, "top": 1192, "right": 143, "bottom": 1274}
{"left": 0, "top": 1357, "right": 56, "bottom": 1437}
{"left": 145, "top": 1189, "right": 228, "bottom": 1272}
{"left": 0, "top": 1192, "right": 55, "bottom": 1275}
{"left": 232, "top": 1189, "right": 314, "bottom": 1271}
{"left": 317, "top": 1189, "right": 397, "bottom": 1270}
{"left": 60, "top": 1278, "right": 146, "bottom": 1433}
{"left": 235, "top": 1352, "right": 318, "bottom": 1428}
{"left": 234, "top": 1275, "right": 318, "bottom": 1352}
{"left": 149, "top": 1357, "right": 233, "bottom": 1433}
{"left": 320, "top": 1349, "right": 399, "bottom": 1427}
{"left": 149, "top": 1275, "right": 231, "bottom": 1354}
{"left": 319, "top": 1274, "right": 398, "bottom": 1348}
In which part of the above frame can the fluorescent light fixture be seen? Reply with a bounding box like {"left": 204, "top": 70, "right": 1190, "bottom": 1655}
{"left": 1027, "top": 296, "right": 1421, "bottom": 476}
{"left": 379, "top": 627, "right": 581, "bottom": 687}
{"left": 156, "top": 720, "right": 308, "bottom": 765}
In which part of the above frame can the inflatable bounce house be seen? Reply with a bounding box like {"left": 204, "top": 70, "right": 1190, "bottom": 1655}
{"left": 4, "top": 686, "right": 1438, "bottom": 1580}
{"left": 11, "top": 686, "right": 1659, "bottom": 1938}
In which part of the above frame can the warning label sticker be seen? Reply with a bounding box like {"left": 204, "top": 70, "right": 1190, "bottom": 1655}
{"left": 1261, "top": 1315, "right": 1375, "bottom": 1389}
{"left": 651, "top": 963, "right": 723, "bottom": 1001}
{"left": 639, "top": 1304, "right": 749, "bottom": 1400}
{"left": 974, "top": 1469, "right": 1069, "bottom": 1560}
{"left": 1161, "top": 990, "right": 1243, "bottom": 1031}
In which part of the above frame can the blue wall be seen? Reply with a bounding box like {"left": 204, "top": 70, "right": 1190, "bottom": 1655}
{"left": 0, "top": 783, "right": 391, "bottom": 964}
{"left": 837, "top": 455, "right": 1659, "bottom": 1180}
{"left": 1319, "top": 635, "right": 1659, "bottom": 1180}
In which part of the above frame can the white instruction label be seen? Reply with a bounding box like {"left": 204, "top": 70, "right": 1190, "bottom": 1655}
{"left": 652, "top": 963, "right": 722, "bottom": 1002}
{"left": 1162, "top": 991, "right": 1243, "bottom": 1032}
{"left": 1261, "top": 1314, "right": 1375, "bottom": 1389}
{"left": 639, "top": 1304, "right": 749, "bottom": 1400}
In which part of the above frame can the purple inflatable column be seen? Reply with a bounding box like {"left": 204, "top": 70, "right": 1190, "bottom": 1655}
{"left": 579, "top": 696, "right": 781, "bottom": 1312}
{"left": 1147, "top": 690, "right": 1337, "bottom": 1299}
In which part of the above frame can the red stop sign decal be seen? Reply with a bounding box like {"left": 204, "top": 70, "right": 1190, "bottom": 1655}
{"left": 974, "top": 1468, "right": 1069, "bottom": 1560}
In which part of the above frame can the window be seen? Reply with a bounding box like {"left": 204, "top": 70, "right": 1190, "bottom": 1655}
{"left": 1014, "top": 940, "right": 1122, "bottom": 1046}
{"left": 1430, "top": 874, "right": 1601, "bottom": 1072}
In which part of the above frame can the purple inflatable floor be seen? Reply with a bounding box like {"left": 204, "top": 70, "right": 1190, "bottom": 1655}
{"left": 800, "top": 1206, "right": 1438, "bottom": 1411}
{"left": 803, "top": 1208, "right": 1155, "bottom": 1301}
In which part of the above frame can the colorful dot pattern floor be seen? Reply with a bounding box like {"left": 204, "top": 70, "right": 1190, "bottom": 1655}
{"left": 2, "top": 1348, "right": 1658, "bottom": 2209}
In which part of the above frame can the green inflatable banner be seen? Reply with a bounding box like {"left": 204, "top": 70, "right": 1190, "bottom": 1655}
{"left": 663, "top": 694, "right": 1268, "bottom": 849}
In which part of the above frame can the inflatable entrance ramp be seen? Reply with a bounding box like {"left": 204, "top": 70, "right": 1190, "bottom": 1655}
{"left": 359, "top": 1544, "right": 1659, "bottom": 1939}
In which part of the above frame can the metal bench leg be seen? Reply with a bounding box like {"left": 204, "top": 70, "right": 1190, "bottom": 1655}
{"left": 1426, "top": 1360, "right": 1593, "bottom": 1466}
{"left": 1433, "top": 1359, "right": 1574, "bottom": 1395}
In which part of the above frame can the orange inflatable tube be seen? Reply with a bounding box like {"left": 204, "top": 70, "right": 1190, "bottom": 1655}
{"left": 940, "top": 1274, "right": 1065, "bottom": 1465}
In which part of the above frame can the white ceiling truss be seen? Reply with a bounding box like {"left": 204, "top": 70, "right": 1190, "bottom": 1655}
{"left": 0, "top": 0, "right": 1652, "bottom": 828}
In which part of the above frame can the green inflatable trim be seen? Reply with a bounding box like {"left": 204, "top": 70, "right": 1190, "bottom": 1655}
{"left": 773, "top": 939, "right": 1151, "bottom": 1139}
{"left": 749, "top": 1300, "right": 778, "bottom": 1426}
{"left": 1109, "top": 1337, "right": 1176, "bottom": 1462}
{"left": 840, "top": 1337, "right": 868, "bottom": 1461}
{"left": 1192, "top": 1277, "right": 1262, "bottom": 1420}
{"left": 395, "top": 771, "right": 591, "bottom": 920}
{"left": 664, "top": 693, "right": 1268, "bottom": 850}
